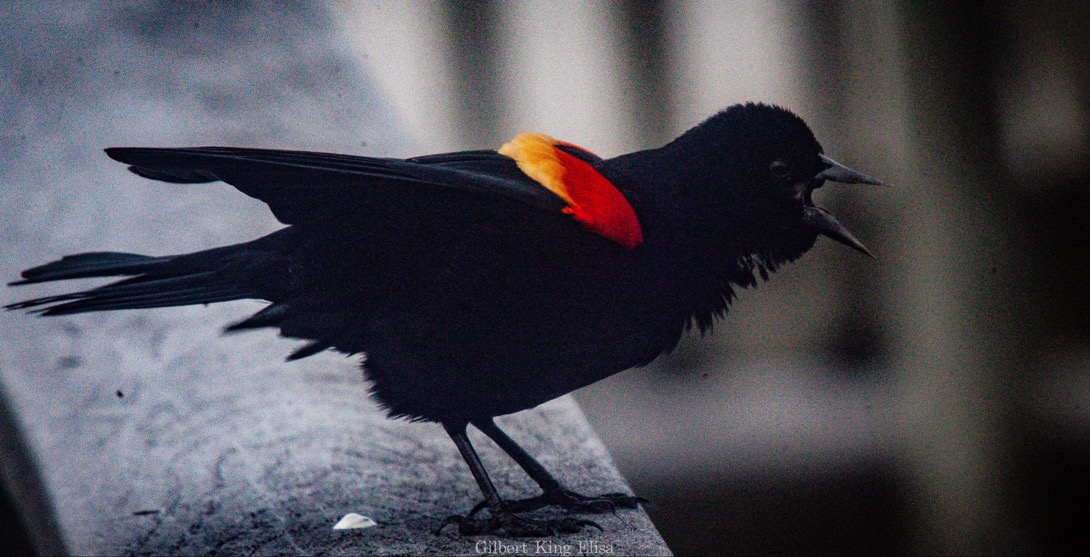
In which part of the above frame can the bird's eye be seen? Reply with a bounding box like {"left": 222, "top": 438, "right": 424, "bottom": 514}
{"left": 769, "top": 160, "right": 791, "bottom": 180}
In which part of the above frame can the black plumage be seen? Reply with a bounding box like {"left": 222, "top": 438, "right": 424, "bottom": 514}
{"left": 7, "top": 103, "right": 885, "bottom": 536}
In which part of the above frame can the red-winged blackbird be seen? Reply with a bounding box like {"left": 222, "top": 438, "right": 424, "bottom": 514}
{"left": 7, "top": 103, "right": 885, "bottom": 536}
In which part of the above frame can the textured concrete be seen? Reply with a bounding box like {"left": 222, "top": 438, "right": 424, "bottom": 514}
{"left": 0, "top": 2, "right": 669, "bottom": 555}
{"left": 4, "top": 309, "right": 667, "bottom": 555}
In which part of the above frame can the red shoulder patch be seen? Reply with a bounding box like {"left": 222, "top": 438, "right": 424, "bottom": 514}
{"left": 498, "top": 133, "right": 643, "bottom": 249}
{"left": 550, "top": 147, "right": 643, "bottom": 249}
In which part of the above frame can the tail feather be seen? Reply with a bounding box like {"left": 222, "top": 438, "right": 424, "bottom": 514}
{"left": 10, "top": 252, "right": 168, "bottom": 285}
{"left": 6, "top": 248, "right": 271, "bottom": 316}
{"left": 224, "top": 303, "right": 288, "bottom": 332}
{"left": 286, "top": 340, "right": 331, "bottom": 361}
{"left": 14, "top": 284, "right": 253, "bottom": 316}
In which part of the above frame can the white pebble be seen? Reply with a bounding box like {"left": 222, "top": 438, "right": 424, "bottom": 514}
{"left": 333, "top": 513, "right": 378, "bottom": 530}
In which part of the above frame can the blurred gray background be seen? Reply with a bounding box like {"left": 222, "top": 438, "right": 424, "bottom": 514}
{"left": 3, "top": 0, "right": 1089, "bottom": 555}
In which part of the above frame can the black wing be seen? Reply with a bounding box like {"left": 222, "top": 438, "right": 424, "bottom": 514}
{"left": 12, "top": 146, "right": 616, "bottom": 364}
{"left": 104, "top": 147, "right": 567, "bottom": 225}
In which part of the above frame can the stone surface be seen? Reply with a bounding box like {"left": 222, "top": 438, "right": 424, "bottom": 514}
{"left": 0, "top": 2, "right": 669, "bottom": 555}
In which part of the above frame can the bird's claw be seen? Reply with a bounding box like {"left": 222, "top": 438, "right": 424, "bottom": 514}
{"left": 435, "top": 512, "right": 601, "bottom": 537}
{"left": 467, "top": 490, "right": 646, "bottom": 517}
{"left": 551, "top": 491, "right": 648, "bottom": 514}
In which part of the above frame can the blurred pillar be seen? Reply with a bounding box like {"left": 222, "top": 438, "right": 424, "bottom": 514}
{"left": 492, "top": 0, "right": 638, "bottom": 155}
{"left": 883, "top": 2, "right": 1024, "bottom": 552}
{"left": 617, "top": 0, "right": 672, "bottom": 148}
{"left": 332, "top": 0, "right": 462, "bottom": 153}
{"left": 442, "top": 0, "right": 506, "bottom": 148}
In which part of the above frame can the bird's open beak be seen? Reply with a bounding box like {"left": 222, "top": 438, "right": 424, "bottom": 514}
{"left": 815, "top": 154, "right": 889, "bottom": 186}
{"left": 803, "top": 154, "right": 889, "bottom": 258}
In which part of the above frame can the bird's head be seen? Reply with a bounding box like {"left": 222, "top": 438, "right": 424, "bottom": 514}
{"left": 659, "top": 103, "right": 887, "bottom": 262}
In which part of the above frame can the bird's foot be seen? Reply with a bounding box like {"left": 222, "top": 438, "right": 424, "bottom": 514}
{"left": 469, "top": 489, "right": 647, "bottom": 516}
{"left": 435, "top": 510, "right": 601, "bottom": 537}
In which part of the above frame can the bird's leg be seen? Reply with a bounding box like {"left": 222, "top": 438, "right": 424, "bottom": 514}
{"left": 436, "top": 422, "right": 599, "bottom": 536}
{"left": 469, "top": 418, "right": 646, "bottom": 515}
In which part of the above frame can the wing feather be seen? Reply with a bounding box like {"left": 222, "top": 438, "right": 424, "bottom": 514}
{"left": 104, "top": 147, "right": 566, "bottom": 225}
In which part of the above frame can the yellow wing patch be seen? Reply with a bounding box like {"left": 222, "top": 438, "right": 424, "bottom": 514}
{"left": 498, "top": 132, "right": 643, "bottom": 249}
{"left": 498, "top": 133, "right": 575, "bottom": 205}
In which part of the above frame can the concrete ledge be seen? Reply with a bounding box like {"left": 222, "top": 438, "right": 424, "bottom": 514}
{"left": 2, "top": 307, "right": 668, "bottom": 555}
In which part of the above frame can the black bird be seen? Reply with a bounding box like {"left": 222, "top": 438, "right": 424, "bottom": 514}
{"left": 7, "top": 103, "right": 885, "bottom": 536}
